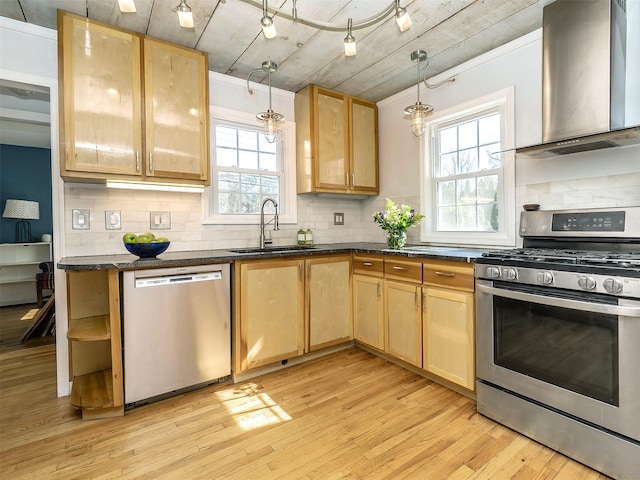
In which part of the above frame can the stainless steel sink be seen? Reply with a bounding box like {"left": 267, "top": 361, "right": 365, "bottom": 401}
{"left": 230, "top": 245, "right": 316, "bottom": 254}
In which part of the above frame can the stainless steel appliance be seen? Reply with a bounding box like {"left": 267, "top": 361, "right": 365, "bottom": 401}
{"left": 475, "top": 207, "right": 640, "bottom": 479}
{"left": 123, "top": 264, "right": 231, "bottom": 406}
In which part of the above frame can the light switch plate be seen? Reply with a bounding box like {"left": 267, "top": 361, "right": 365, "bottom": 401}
{"left": 72, "top": 209, "right": 90, "bottom": 230}
{"left": 150, "top": 211, "right": 171, "bottom": 230}
{"left": 105, "top": 210, "right": 121, "bottom": 230}
{"left": 334, "top": 212, "right": 344, "bottom": 225}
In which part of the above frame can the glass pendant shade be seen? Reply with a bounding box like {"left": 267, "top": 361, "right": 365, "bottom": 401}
{"left": 344, "top": 18, "right": 356, "bottom": 56}
{"left": 256, "top": 61, "right": 285, "bottom": 143}
{"left": 176, "top": 0, "right": 194, "bottom": 28}
{"left": 261, "top": 16, "right": 277, "bottom": 38}
{"left": 118, "top": 0, "right": 136, "bottom": 13}
{"left": 395, "top": 7, "right": 412, "bottom": 32}
{"left": 403, "top": 50, "right": 433, "bottom": 137}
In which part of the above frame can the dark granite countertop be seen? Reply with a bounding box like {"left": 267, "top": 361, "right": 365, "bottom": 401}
{"left": 58, "top": 242, "right": 488, "bottom": 271}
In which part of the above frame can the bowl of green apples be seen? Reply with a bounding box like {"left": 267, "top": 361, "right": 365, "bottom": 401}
{"left": 123, "top": 232, "right": 170, "bottom": 258}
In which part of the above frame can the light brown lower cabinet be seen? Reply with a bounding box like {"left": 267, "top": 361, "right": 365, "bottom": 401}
{"left": 235, "top": 255, "right": 352, "bottom": 374}
{"left": 353, "top": 274, "right": 385, "bottom": 350}
{"left": 384, "top": 280, "right": 423, "bottom": 367}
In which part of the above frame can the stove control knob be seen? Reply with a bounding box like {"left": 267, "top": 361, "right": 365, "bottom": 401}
{"left": 603, "top": 278, "right": 623, "bottom": 294}
{"left": 537, "top": 271, "right": 554, "bottom": 285}
{"left": 501, "top": 267, "right": 517, "bottom": 281}
{"left": 486, "top": 267, "right": 501, "bottom": 279}
{"left": 578, "top": 275, "right": 597, "bottom": 291}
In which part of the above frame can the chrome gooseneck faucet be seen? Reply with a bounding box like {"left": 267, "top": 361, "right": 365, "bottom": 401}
{"left": 260, "top": 197, "right": 279, "bottom": 248}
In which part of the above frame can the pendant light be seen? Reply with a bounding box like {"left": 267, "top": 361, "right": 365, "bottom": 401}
{"left": 255, "top": 61, "right": 285, "bottom": 143}
{"left": 403, "top": 50, "right": 433, "bottom": 137}
{"left": 117, "top": 0, "right": 136, "bottom": 13}
{"left": 395, "top": 0, "right": 412, "bottom": 32}
{"left": 176, "top": 0, "right": 194, "bottom": 28}
{"left": 344, "top": 18, "right": 356, "bottom": 57}
{"left": 261, "top": 0, "right": 277, "bottom": 39}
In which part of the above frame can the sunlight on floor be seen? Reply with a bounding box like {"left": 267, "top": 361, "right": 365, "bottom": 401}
{"left": 20, "top": 308, "right": 39, "bottom": 321}
{"left": 215, "top": 382, "right": 291, "bottom": 431}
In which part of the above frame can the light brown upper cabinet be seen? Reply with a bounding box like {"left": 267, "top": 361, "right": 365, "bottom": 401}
{"left": 58, "top": 11, "right": 209, "bottom": 186}
{"left": 295, "top": 85, "right": 378, "bottom": 195}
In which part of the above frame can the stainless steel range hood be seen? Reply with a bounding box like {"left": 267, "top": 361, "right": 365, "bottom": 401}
{"left": 517, "top": 0, "right": 640, "bottom": 157}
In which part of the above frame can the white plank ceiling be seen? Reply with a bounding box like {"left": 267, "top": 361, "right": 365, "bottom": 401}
{"left": 0, "top": 0, "right": 551, "bottom": 101}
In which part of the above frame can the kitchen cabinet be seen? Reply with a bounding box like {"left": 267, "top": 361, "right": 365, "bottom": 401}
{"left": 295, "top": 85, "right": 378, "bottom": 195}
{"left": 66, "top": 269, "right": 123, "bottom": 419}
{"left": 422, "top": 260, "right": 475, "bottom": 390}
{"left": 58, "top": 11, "right": 209, "bottom": 186}
{"left": 384, "top": 259, "right": 423, "bottom": 367}
{"left": 236, "top": 259, "right": 305, "bottom": 372}
{"left": 352, "top": 255, "right": 385, "bottom": 350}
{"left": 234, "top": 255, "right": 352, "bottom": 374}
{"left": 0, "top": 242, "right": 51, "bottom": 306}
{"left": 306, "top": 256, "right": 352, "bottom": 351}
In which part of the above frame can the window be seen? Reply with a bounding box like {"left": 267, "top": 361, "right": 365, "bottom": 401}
{"left": 203, "top": 107, "right": 296, "bottom": 225}
{"left": 421, "top": 87, "right": 515, "bottom": 246}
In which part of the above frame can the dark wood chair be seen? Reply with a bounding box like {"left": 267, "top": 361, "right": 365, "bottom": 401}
{"left": 36, "top": 261, "right": 54, "bottom": 307}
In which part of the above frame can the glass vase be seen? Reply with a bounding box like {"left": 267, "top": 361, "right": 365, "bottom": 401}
{"left": 386, "top": 230, "right": 407, "bottom": 249}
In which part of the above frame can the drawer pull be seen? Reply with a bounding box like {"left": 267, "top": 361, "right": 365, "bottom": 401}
{"left": 435, "top": 271, "right": 455, "bottom": 277}
{"left": 363, "top": 262, "right": 373, "bottom": 266}
{"left": 392, "top": 266, "right": 408, "bottom": 271}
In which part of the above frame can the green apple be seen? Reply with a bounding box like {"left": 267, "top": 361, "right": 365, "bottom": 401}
{"left": 143, "top": 232, "right": 156, "bottom": 241}
{"left": 135, "top": 234, "right": 153, "bottom": 244}
{"left": 155, "top": 237, "right": 169, "bottom": 243}
{"left": 123, "top": 233, "right": 137, "bottom": 244}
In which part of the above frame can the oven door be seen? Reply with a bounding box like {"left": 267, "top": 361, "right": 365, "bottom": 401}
{"left": 476, "top": 279, "right": 640, "bottom": 442}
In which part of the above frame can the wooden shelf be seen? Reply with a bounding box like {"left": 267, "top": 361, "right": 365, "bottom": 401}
{"left": 70, "top": 369, "right": 114, "bottom": 410}
{"left": 67, "top": 315, "right": 111, "bottom": 341}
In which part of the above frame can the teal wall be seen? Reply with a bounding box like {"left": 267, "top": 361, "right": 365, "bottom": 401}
{"left": 0, "top": 144, "right": 53, "bottom": 244}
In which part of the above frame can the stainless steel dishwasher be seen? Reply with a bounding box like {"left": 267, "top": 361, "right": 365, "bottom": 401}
{"left": 122, "top": 263, "right": 230, "bottom": 406}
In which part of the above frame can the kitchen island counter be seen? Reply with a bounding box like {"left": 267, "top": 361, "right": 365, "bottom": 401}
{"left": 58, "top": 242, "right": 488, "bottom": 271}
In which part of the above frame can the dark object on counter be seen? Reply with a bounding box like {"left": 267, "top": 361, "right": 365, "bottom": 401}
{"left": 523, "top": 204, "right": 540, "bottom": 211}
{"left": 124, "top": 242, "right": 170, "bottom": 258}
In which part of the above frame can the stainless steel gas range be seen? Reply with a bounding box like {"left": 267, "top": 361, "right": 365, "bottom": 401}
{"left": 475, "top": 207, "right": 640, "bottom": 480}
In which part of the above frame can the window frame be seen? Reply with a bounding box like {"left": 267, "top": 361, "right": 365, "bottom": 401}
{"left": 420, "top": 86, "right": 516, "bottom": 247}
{"left": 202, "top": 106, "right": 297, "bottom": 225}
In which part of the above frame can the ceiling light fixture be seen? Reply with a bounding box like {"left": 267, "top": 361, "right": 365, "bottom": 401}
{"left": 247, "top": 61, "right": 285, "bottom": 143}
{"left": 261, "top": 0, "right": 277, "bottom": 39}
{"left": 176, "top": 0, "right": 194, "bottom": 28}
{"left": 344, "top": 18, "right": 356, "bottom": 57}
{"left": 117, "top": 0, "right": 136, "bottom": 13}
{"left": 395, "top": 0, "right": 412, "bottom": 32}
{"left": 404, "top": 50, "right": 433, "bottom": 137}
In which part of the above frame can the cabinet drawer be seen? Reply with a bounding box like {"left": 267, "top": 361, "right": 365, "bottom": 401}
{"left": 423, "top": 261, "right": 474, "bottom": 292}
{"left": 384, "top": 259, "right": 422, "bottom": 283}
{"left": 353, "top": 256, "right": 383, "bottom": 277}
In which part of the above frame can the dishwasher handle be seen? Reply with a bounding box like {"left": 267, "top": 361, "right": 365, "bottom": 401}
{"left": 135, "top": 271, "right": 222, "bottom": 288}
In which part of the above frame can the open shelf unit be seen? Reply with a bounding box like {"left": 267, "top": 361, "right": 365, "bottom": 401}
{"left": 0, "top": 242, "right": 52, "bottom": 306}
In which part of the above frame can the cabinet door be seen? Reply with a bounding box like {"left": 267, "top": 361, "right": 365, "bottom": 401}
{"left": 350, "top": 98, "right": 379, "bottom": 194}
{"left": 59, "top": 12, "right": 142, "bottom": 177}
{"left": 307, "top": 257, "right": 352, "bottom": 351}
{"left": 423, "top": 287, "right": 475, "bottom": 390}
{"left": 144, "top": 38, "right": 209, "bottom": 183}
{"left": 353, "top": 274, "right": 384, "bottom": 350}
{"left": 240, "top": 260, "right": 305, "bottom": 370}
{"left": 314, "top": 88, "right": 349, "bottom": 191}
{"left": 385, "top": 280, "right": 422, "bottom": 367}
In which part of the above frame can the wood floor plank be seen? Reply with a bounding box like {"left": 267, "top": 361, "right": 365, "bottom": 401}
{"left": 0, "top": 340, "right": 611, "bottom": 480}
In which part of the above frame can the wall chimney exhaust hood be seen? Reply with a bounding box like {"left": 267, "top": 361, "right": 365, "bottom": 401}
{"left": 517, "top": 0, "right": 640, "bottom": 158}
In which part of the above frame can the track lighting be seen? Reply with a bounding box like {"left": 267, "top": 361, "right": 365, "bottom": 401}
{"left": 176, "top": 0, "right": 194, "bottom": 28}
{"left": 344, "top": 18, "right": 356, "bottom": 57}
{"left": 117, "top": 0, "right": 136, "bottom": 13}
{"left": 261, "top": 0, "right": 277, "bottom": 39}
{"left": 403, "top": 50, "right": 433, "bottom": 137}
{"left": 395, "top": 1, "right": 412, "bottom": 32}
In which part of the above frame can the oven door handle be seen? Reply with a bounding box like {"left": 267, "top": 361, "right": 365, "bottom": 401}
{"left": 477, "top": 284, "right": 640, "bottom": 317}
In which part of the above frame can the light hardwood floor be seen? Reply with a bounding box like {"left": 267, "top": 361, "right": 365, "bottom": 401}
{"left": 0, "top": 343, "right": 609, "bottom": 480}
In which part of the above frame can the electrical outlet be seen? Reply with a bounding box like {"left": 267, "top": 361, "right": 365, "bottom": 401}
{"left": 334, "top": 212, "right": 344, "bottom": 225}
{"left": 150, "top": 211, "right": 171, "bottom": 230}
{"left": 72, "top": 209, "right": 90, "bottom": 230}
{"left": 105, "top": 210, "right": 121, "bottom": 230}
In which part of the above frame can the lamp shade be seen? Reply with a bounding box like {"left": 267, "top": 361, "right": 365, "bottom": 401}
{"left": 2, "top": 199, "right": 40, "bottom": 220}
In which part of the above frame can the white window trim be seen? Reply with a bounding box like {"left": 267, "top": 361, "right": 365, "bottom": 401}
{"left": 202, "top": 106, "right": 297, "bottom": 225}
{"left": 420, "top": 86, "right": 516, "bottom": 247}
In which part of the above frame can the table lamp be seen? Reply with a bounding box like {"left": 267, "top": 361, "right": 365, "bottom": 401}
{"left": 2, "top": 199, "right": 40, "bottom": 243}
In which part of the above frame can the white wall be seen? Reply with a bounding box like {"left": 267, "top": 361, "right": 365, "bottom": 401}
{"left": 373, "top": 29, "right": 640, "bottom": 244}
